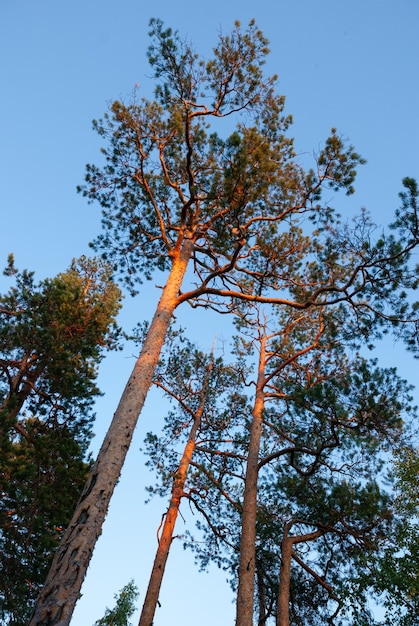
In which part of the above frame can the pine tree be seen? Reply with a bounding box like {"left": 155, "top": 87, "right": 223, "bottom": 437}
{"left": 93, "top": 580, "right": 139, "bottom": 626}
{"left": 30, "top": 19, "right": 419, "bottom": 625}
{"left": 0, "top": 256, "right": 121, "bottom": 624}
{"left": 142, "top": 312, "right": 415, "bottom": 625}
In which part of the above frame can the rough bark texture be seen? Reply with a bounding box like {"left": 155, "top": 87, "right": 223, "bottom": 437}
{"left": 236, "top": 335, "right": 266, "bottom": 626}
{"left": 138, "top": 360, "right": 212, "bottom": 626}
{"left": 28, "top": 240, "right": 194, "bottom": 626}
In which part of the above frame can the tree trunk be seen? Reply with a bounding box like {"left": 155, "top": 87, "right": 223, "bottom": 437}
{"left": 28, "top": 239, "right": 194, "bottom": 626}
{"left": 256, "top": 563, "right": 267, "bottom": 626}
{"left": 0, "top": 354, "right": 40, "bottom": 428}
{"left": 277, "top": 524, "right": 325, "bottom": 626}
{"left": 236, "top": 334, "right": 266, "bottom": 626}
{"left": 277, "top": 522, "right": 293, "bottom": 626}
{"left": 138, "top": 358, "right": 213, "bottom": 626}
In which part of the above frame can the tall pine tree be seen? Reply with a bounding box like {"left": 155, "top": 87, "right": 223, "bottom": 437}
{"left": 31, "top": 20, "right": 419, "bottom": 625}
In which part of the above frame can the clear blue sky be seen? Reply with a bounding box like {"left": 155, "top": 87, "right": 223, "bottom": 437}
{"left": 1, "top": 1, "right": 418, "bottom": 623}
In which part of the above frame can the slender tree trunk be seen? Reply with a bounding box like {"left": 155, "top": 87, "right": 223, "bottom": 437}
{"left": 256, "top": 563, "right": 267, "bottom": 626}
{"left": 138, "top": 358, "right": 213, "bottom": 626}
{"left": 277, "top": 522, "right": 293, "bottom": 626}
{"left": 28, "top": 239, "right": 194, "bottom": 626}
{"left": 236, "top": 334, "right": 267, "bottom": 626}
{"left": 277, "top": 524, "right": 325, "bottom": 626}
{"left": 0, "top": 355, "right": 40, "bottom": 427}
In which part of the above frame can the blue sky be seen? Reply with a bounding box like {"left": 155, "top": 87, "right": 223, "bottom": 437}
{"left": 1, "top": 0, "right": 418, "bottom": 623}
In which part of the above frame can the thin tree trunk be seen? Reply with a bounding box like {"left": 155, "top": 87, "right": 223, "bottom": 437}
{"left": 138, "top": 357, "right": 213, "bottom": 626}
{"left": 277, "top": 524, "right": 326, "bottom": 626}
{"left": 0, "top": 354, "right": 40, "bottom": 428}
{"left": 277, "top": 522, "right": 293, "bottom": 626}
{"left": 236, "top": 334, "right": 267, "bottom": 626}
{"left": 256, "top": 563, "right": 267, "bottom": 626}
{"left": 28, "top": 239, "right": 194, "bottom": 626}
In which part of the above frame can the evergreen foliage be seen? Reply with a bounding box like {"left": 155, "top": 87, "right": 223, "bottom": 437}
{"left": 30, "top": 19, "right": 419, "bottom": 625}
{"left": 93, "top": 580, "right": 139, "bottom": 626}
{"left": 141, "top": 315, "right": 417, "bottom": 624}
{"left": 0, "top": 256, "right": 121, "bottom": 625}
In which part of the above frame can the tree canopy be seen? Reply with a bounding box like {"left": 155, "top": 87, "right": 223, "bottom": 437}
{"left": 93, "top": 580, "right": 139, "bottom": 626}
{"left": 0, "top": 256, "right": 121, "bottom": 624}
{"left": 140, "top": 312, "right": 416, "bottom": 625}
{"left": 30, "top": 19, "right": 419, "bottom": 626}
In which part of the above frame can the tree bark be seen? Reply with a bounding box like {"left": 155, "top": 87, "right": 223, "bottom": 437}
{"left": 277, "top": 523, "right": 326, "bottom": 626}
{"left": 138, "top": 358, "right": 213, "bottom": 626}
{"left": 256, "top": 563, "right": 268, "bottom": 626}
{"left": 28, "top": 239, "right": 194, "bottom": 626}
{"left": 0, "top": 354, "right": 40, "bottom": 428}
{"left": 236, "top": 334, "right": 266, "bottom": 626}
{"left": 277, "top": 522, "right": 293, "bottom": 626}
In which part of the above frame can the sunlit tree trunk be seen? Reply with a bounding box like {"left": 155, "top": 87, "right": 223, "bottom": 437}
{"left": 236, "top": 334, "right": 267, "bottom": 626}
{"left": 138, "top": 358, "right": 213, "bottom": 626}
{"left": 28, "top": 239, "right": 194, "bottom": 626}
